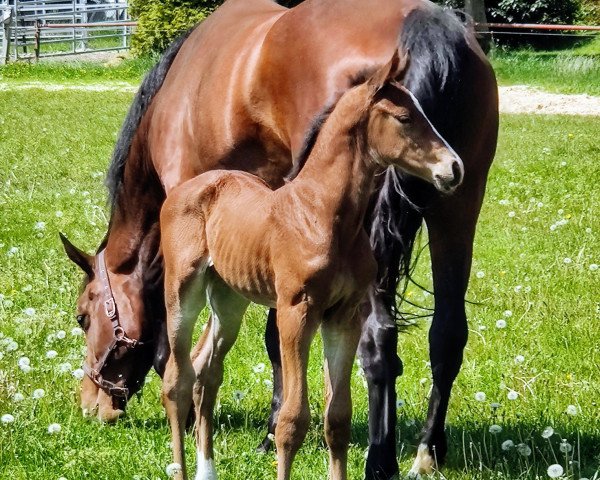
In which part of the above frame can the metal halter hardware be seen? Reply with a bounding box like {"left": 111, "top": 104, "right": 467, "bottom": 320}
{"left": 82, "top": 249, "right": 150, "bottom": 399}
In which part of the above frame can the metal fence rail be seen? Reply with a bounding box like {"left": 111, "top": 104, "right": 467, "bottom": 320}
{"left": 1, "top": 0, "right": 131, "bottom": 63}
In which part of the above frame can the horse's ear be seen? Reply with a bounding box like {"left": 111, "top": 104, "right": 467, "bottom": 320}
{"left": 60, "top": 233, "right": 94, "bottom": 277}
{"left": 368, "top": 50, "right": 410, "bottom": 91}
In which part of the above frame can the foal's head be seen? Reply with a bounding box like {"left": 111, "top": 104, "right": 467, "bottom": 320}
{"left": 60, "top": 234, "right": 156, "bottom": 422}
{"left": 361, "top": 52, "right": 464, "bottom": 193}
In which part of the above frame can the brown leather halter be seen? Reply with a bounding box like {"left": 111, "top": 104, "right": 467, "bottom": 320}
{"left": 82, "top": 250, "right": 150, "bottom": 398}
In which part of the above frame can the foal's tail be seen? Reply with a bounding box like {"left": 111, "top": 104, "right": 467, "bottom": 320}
{"left": 368, "top": 5, "right": 469, "bottom": 324}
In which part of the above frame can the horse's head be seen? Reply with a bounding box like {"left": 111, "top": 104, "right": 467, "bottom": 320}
{"left": 60, "top": 233, "right": 158, "bottom": 422}
{"left": 365, "top": 51, "right": 464, "bottom": 194}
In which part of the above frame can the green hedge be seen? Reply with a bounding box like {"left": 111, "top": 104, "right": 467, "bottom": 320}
{"left": 129, "top": 0, "right": 217, "bottom": 56}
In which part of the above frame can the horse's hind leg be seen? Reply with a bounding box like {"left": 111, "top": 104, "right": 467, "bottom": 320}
{"left": 162, "top": 251, "right": 209, "bottom": 480}
{"left": 409, "top": 186, "right": 486, "bottom": 476}
{"left": 274, "top": 299, "right": 319, "bottom": 480}
{"left": 192, "top": 274, "right": 249, "bottom": 480}
{"left": 257, "top": 308, "right": 283, "bottom": 453}
{"left": 322, "top": 307, "right": 362, "bottom": 480}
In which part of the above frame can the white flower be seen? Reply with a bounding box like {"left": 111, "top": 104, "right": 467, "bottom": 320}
{"left": 72, "top": 368, "right": 85, "bottom": 380}
{"left": 18, "top": 357, "right": 31, "bottom": 368}
{"left": 503, "top": 310, "right": 513, "bottom": 318}
{"left": 547, "top": 464, "right": 564, "bottom": 478}
{"left": 56, "top": 330, "right": 66, "bottom": 340}
{"left": 47, "top": 423, "right": 61, "bottom": 434}
{"left": 563, "top": 257, "right": 572, "bottom": 264}
{"left": 496, "top": 320, "right": 507, "bottom": 329}
{"left": 12, "top": 393, "right": 24, "bottom": 402}
{"left": 589, "top": 264, "right": 598, "bottom": 271}
{"left": 542, "top": 426, "right": 554, "bottom": 439}
{"left": 252, "top": 363, "right": 266, "bottom": 374}
{"left": 32, "top": 389, "right": 45, "bottom": 399}
{"left": 559, "top": 441, "right": 572, "bottom": 453}
{"left": 166, "top": 463, "right": 182, "bottom": 477}
{"left": 566, "top": 405, "right": 578, "bottom": 416}
{"left": 507, "top": 390, "right": 518, "bottom": 401}
{"left": 501, "top": 440, "right": 514, "bottom": 451}
{"left": 1, "top": 414, "right": 15, "bottom": 424}
{"left": 23, "top": 307, "right": 36, "bottom": 316}
{"left": 474, "top": 392, "right": 486, "bottom": 402}
{"left": 233, "top": 390, "right": 245, "bottom": 401}
{"left": 489, "top": 425, "right": 502, "bottom": 434}
{"left": 476, "top": 271, "right": 485, "bottom": 279}
{"left": 70, "top": 327, "right": 83, "bottom": 336}
{"left": 514, "top": 355, "right": 525, "bottom": 364}
{"left": 516, "top": 443, "right": 531, "bottom": 456}
{"left": 34, "top": 221, "right": 46, "bottom": 231}
{"left": 46, "top": 350, "right": 58, "bottom": 360}
{"left": 58, "top": 362, "right": 73, "bottom": 374}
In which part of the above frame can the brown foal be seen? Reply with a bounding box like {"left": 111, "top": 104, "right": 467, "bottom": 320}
{"left": 160, "top": 53, "right": 463, "bottom": 480}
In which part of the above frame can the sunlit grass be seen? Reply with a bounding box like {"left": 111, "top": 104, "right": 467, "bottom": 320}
{"left": 0, "top": 89, "right": 598, "bottom": 479}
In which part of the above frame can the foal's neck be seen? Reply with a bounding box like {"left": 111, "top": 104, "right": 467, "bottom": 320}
{"left": 294, "top": 105, "right": 376, "bottom": 238}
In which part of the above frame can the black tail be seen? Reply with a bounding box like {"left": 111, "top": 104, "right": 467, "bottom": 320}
{"left": 369, "top": 6, "right": 469, "bottom": 323}
{"left": 105, "top": 29, "right": 195, "bottom": 209}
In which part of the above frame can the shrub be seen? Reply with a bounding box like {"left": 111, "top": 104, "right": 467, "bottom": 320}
{"left": 487, "top": 0, "right": 580, "bottom": 24}
{"left": 129, "top": 0, "right": 218, "bottom": 56}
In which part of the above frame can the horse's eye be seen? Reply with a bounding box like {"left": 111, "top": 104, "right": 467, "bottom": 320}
{"left": 76, "top": 314, "right": 86, "bottom": 327}
{"left": 396, "top": 115, "right": 412, "bottom": 124}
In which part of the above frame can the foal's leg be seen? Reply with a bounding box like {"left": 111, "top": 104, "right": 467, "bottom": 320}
{"left": 322, "top": 308, "right": 362, "bottom": 480}
{"left": 409, "top": 187, "right": 485, "bottom": 476}
{"left": 275, "top": 300, "right": 319, "bottom": 480}
{"left": 257, "top": 308, "right": 283, "bottom": 453}
{"left": 163, "top": 264, "right": 208, "bottom": 480}
{"left": 192, "top": 274, "right": 249, "bottom": 480}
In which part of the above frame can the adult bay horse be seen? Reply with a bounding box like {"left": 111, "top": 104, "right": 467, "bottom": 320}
{"left": 60, "top": 0, "right": 498, "bottom": 477}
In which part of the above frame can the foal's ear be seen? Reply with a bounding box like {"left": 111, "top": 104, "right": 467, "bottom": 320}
{"left": 59, "top": 233, "right": 95, "bottom": 277}
{"left": 368, "top": 50, "right": 411, "bottom": 91}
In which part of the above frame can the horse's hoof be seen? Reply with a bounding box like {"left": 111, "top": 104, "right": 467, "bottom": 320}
{"left": 408, "top": 443, "right": 435, "bottom": 477}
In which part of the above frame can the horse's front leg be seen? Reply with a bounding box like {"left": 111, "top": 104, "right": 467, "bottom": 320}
{"left": 409, "top": 186, "right": 485, "bottom": 476}
{"left": 257, "top": 308, "right": 284, "bottom": 453}
{"left": 322, "top": 305, "right": 363, "bottom": 480}
{"left": 274, "top": 299, "right": 319, "bottom": 480}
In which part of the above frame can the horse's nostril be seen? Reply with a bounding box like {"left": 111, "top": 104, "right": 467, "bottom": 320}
{"left": 451, "top": 160, "right": 463, "bottom": 186}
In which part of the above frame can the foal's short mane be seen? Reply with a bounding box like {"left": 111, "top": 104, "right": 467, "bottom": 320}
{"left": 105, "top": 29, "right": 195, "bottom": 211}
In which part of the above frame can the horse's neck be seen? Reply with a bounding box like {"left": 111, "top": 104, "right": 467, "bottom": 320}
{"left": 293, "top": 125, "right": 376, "bottom": 238}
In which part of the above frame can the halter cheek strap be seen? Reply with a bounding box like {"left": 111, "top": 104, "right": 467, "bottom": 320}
{"left": 83, "top": 250, "right": 150, "bottom": 399}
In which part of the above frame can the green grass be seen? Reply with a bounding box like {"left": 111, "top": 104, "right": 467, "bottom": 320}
{"left": 490, "top": 42, "right": 600, "bottom": 95}
{"left": 0, "top": 89, "right": 599, "bottom": 480}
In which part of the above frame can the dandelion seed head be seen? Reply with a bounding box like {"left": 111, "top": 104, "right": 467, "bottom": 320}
{"left": 491, "top": 402, "right": 501, "bottom": 409}
{"left": 1, "top": 414, "right": 15, "bottom": 424}
{"left": 501, "top": 440, "right": 514, "bottom": 451}
{"left": 515, "top": 355, "right": 525, "bottom": 364}
{"left": 72, "top": 369, "right": 84, "bottom": 380}
{"left": 18, "top": 357, "right": 30, "bottom": 368}
{"left": 589, "top": 264, "right": 598, "bottom": 271}
{"left": 547, "top": 464, "right": 564, "bottom": 478}
{"left": 12, "top": 393, "right": 24, "bottom": 402}
{"left": 507, "top": 390, "right": 518, "bottom": 401}
{"left": 56, "top": 330, "right": 66, "bottom": 340}
{"left": 566, "top": 405, "right": 578, "bottom": 416}
{"left": 516, "top": 443, "right": 531, "bottom": 456}
{"left": 559, "top": 441, "right": 572, "bottom": 453}
{"left": 489, "top": 424, "right": 502, "bottom": 434}
{"left": 46, "top": 350, "right": 58, "bottom": 360}
{"left": 34, "top": 221, "right": 46, "bottom": 231}
{"left": 563, "top": 257, "right": 572, "bottom": 264}
{"left": 165, "top": 463, "right": 182, "bottom": 477}
{"left": 542, "top": 426, "right": 554, "bottom": 439}
{"left": 47, "top": 423, "right": 61, "bottom": 434}
{"left": 233, "top": 390, "right": 245, "bottom": 401}
{"left": 32, "top": 389, "right": 45, "bottom": 399}
{"left": 70, "top": 327, "right": 83, "bottom": 336}
{"left": 396, "top": 399, "right": 405, "bottom": 408}
{"left": 19, "top": 364, "right": 32, "bottom": 373}
{"left": 23, "top": 307, "right": 36, "bottom": 316}
{"left": 476, "top": 271, "right": 485, "bottom": 279}
{"left": 474, "top": 392, "right": 486, "bottom": 402}
{"left": 503, "top": 310, "right": 513, "bottom": 318}
{"left": 496, "top": 320, "right": 507, "bottom": 329}
{"left": 252, "top": 363, "right": 266, "bottom": 374}
{"left": 508, "top": 211, "right": 516, "bottom": 218}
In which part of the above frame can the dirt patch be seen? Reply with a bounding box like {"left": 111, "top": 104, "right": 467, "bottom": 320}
{"left": 499, "top": 86, "right": 600, "bottom": 116}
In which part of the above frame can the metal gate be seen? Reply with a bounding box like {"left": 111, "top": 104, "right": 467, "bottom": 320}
{"left": 1, "top": 0, "right": 132, "bottom": 63}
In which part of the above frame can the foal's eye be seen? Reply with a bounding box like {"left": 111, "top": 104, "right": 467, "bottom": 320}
{"left": 76, "top": 314, "right": 87, "bottom": 328}
{"left": 396, "top": 115, "right": 412, "bottom": 124}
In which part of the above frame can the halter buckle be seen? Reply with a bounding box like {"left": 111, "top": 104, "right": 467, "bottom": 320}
{"left": 104, "top": 298, "right": 117, "bottom": 319}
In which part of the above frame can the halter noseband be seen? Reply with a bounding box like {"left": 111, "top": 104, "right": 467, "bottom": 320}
{"left": 82, "top": 250, "right": 150, "bottom": 399}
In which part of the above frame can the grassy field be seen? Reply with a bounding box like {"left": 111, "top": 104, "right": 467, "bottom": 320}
{"left": 0, "top": 83, "right": 599, "bottom": 480}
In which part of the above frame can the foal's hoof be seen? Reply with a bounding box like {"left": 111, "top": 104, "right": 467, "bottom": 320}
{"left": 408, "top": 444, "right": 435, "bottom": 478}
{"left": 255, "top": 433, "right": 275, "bottom": 454}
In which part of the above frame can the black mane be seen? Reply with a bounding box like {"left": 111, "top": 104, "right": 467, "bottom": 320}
{"left": 369, "top": 6, "right": 470, "bottom": 322}
{"left": 105, "top": 29, "right": 194, "bottom": 209}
